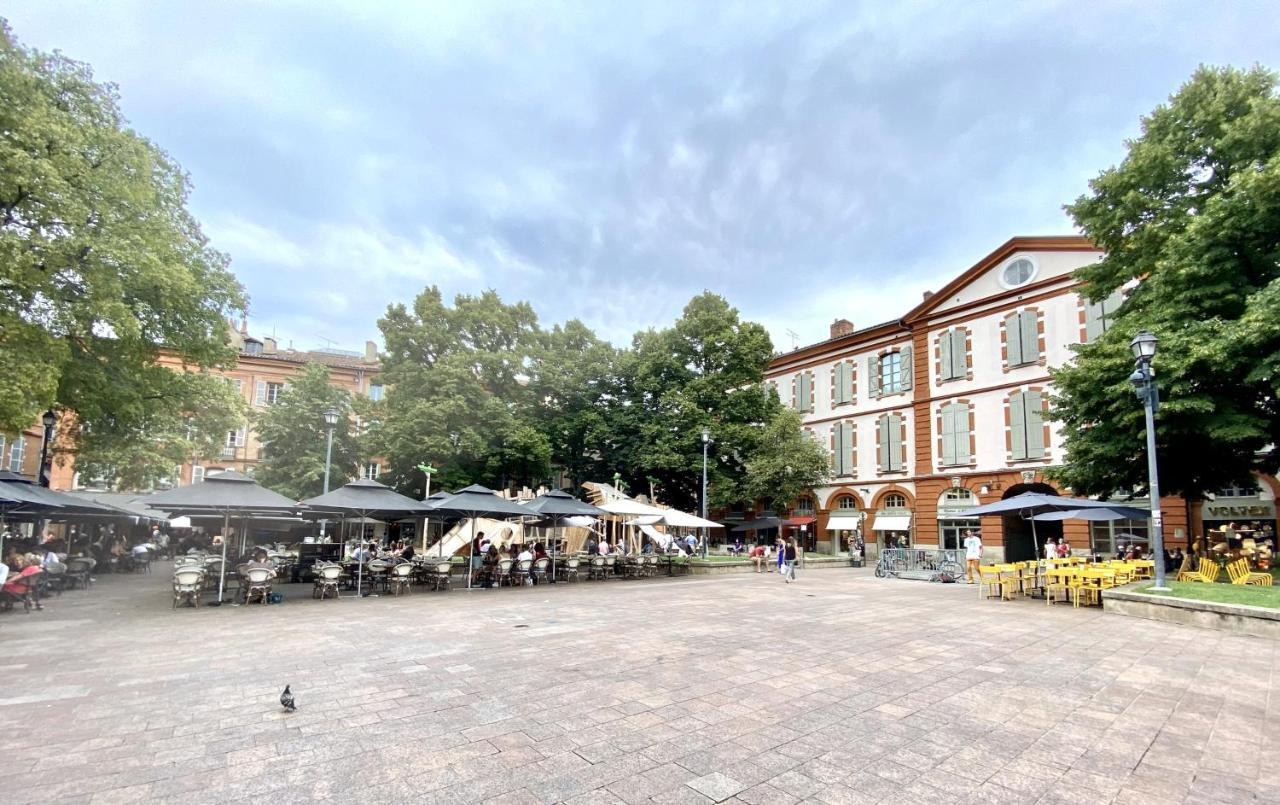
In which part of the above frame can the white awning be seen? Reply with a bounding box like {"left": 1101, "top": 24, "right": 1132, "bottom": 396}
{"left": 825, "top": 517, "right": 861, "bottom": 531}
{"left": 871, "top": 515, "right": 911, "bottom": 532}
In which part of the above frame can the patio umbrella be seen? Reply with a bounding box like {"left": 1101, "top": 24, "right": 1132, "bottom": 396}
{"left": 732, "top": 516, "right": 783, "bottom": 533}
{"left": 145, "top": 470, "right": 301, "bottom": 602}
{"left": 1030, "top": 506, "right": 1151, "bottom": 522}
{"left": 429, "top": 484, "right": 535, "bottom": 589}
{"left": 300, "top": 479, "right": 436, "bottom": 596}
{"left": 521, "top": 491, "right": 605, "bottom": 581}
{"left": 962, "top": 492, "right": 1148, "bottom": 560}
{"left": 0, "top": 470, "right": 123, "bottom": 556}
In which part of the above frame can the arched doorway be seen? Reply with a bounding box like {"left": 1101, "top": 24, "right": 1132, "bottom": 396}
{"left": 1001, "top": 483, "right": 1061, "bottom": 562}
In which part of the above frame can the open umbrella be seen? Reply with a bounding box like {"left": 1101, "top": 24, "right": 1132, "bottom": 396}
{"left": 145, "top": 470, "right": 300, "bottom": 602}
{"left": 521, "top": 491, "right": 605, "bottom": 581}
{"left": 429, "top": 484, "right": 535, "bottom": 589}
{"left": 300, "top": 479, "right": 436, "bottom": 596}
{"left": 1030, "top": 506, "right": 1151, "bottom": 522}
{"left": 963, "top": 492, "right": 1150, "bottom": 560}
{"left": 731, "top": 516, "right": 782, "bottom": 533}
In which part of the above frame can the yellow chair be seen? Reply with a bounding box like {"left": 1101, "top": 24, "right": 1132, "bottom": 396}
{"left": 1077, "top": 569, "right": 1116, "bottom": 607}
{"left": 1190, "top": 557, "right": 1221, "bottom": 584}
{"left": 995, "top": 564, "right": 1025, "bottom": 598}
{"left": 1226, "top": 558, "right": 1273, "bottom": 587}
{"left": 1045, "top": 568, "right": 1075, "bottom": 606}
{"left": 977, "top": 565, "right": 1006, "bottom": 600}
{"left": 1175, "top": 553, "right": 1198, "bottom": 582}
{"left": 1131, "top": 559, "right": 1155, "bottom": 580}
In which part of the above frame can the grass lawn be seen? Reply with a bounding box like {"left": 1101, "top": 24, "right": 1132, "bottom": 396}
{"left": 1137, "top": 580, "right": 1280, "bottom": 610}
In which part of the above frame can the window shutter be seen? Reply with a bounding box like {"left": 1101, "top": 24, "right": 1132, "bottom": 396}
{"left": 790, "top": 376, "right": 797, "bottom": 410}
{"left": 835, "top": 422, "right": 852, "bottom": 476}
{"left": 1010, "top": 392, "right": 1027, "bottom": 459}
{"left": 235, "top": 428, "right": 246, "bottom": 447}
{"left": 899, "top": 346, "right": 913, "bottom": 391}
{"left": 254, "top": 380, "right": 267, "bottom": 406}
{"left": 798, "top": 372, "right": 812, "bottom": 412}
{"left": 1025, "top": 391, "right": 1045, "bottom": 458}
{"left": 1020, "top": 311, "right": 1039, "bottom": 362}
{"left": 1005, "top": 313, "right": 1023, "bottom": 366}
{"left": 1084, "top": 300, "right": 1104, "bottom": 342}
{"left": 889, "top": 414, "right": 903, "bottom": 471}
{"left": 955, "top": 404, "right": 971, "bottom": 464}
{"left": 878, "top": 416, "right": 889, "bottom": 471}
{"left": 939, "top": 332, "right": 953, "bottom": 381}
{"left": 867, "top": 356, "right": 881, "bottom": 398}
{"left": 951, "top": 330, "right": 967, "bottom": 378}
{"left": 835, "top": 362, "right": 850, "bottom": 404}
{"left": 940, "top": 405, "right": 956, "bottom": 465}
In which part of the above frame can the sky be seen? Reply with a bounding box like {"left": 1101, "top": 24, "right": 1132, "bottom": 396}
{"left": 5, "top": 1, "right": 1279, "bottom": 354}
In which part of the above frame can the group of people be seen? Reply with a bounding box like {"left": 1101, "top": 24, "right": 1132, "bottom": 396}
{"left": 347, "top": 540, "right": 415, "bottom": 564}
{"left": 470, "top": 532, "right": 551, "bottom": 587}
{"left": 746, "top": 537, "right": 801, "bottom": 581}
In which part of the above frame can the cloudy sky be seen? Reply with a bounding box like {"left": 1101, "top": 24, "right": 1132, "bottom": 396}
{"left": 6, "top": 1, "right": 1279, "bottom": 353}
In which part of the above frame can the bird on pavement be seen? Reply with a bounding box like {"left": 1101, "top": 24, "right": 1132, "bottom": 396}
{"left": 280, "top": 685, "right": 295, "bottom": 712}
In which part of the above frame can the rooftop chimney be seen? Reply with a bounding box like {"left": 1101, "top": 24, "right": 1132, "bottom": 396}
{"left": 829, "top": 318, "right": 855, "bottom": 339}
{"left": 263, "top": 336, "right": 277, "bottom": 354}
{"left": 364, "top": 340, "right": 378, "bottom": 363}
{"left": 922, "top": 290, "right": 935, "bottom": 302}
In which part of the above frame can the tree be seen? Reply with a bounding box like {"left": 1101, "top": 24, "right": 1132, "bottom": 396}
{"left": 253, "top": 363, "right": 362, "bottom": 500}
{"left": 743, "top": 408, "right": 830, "bottom": 515}
{"left": 0, "top": 23, "right": 246, "bottom": 484}
{"left": 1051, "top": 65, "right": 1280, "bottom": 501}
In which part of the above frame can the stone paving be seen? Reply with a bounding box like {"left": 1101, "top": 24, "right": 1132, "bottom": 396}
{"left": 0, "top": 564, "right": 1275, "bottom": 804}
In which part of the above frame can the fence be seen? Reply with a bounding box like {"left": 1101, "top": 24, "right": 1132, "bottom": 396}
{"left": 874, "top": 548, "right": 965, "bottom": 580}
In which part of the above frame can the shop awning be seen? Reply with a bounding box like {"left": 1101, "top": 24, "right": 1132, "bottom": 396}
{"left": 871, "top": 515, "right": 911, "bottom": 531}
{"left": 825, "top": 515, "right": 861, "bottom": 531}
{"left": 784, "top": 516, "right": 815, "bottom": 527}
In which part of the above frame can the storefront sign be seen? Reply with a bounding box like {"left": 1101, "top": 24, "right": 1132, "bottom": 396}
{"left": 1202, "top": 499, "right": 1275, "bottom": 521}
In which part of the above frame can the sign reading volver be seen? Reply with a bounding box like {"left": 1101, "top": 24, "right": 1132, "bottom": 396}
{"left": 1202, "top": 499, "right": 1276, "bottom": 521}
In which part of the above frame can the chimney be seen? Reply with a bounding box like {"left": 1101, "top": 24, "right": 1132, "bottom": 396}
{"left": 922, "top": 290, "right": 935, "bottom": 302}
{"left": 364, "top": 340, "right": 378, "bottom": 363}
{"left": 829, "top": 318, "right": 855, "bottom": 339}
{"left": 239, "top": 316, "right": 249, "bottom": 336}
{"left": 263, "top": 336, "right": 277, "bottom": 354}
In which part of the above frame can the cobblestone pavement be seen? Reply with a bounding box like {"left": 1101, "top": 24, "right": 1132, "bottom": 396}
{"left": 0, "top": 564, "right": 1275, "bottom": 804}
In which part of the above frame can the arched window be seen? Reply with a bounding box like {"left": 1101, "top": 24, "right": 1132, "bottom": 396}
{"left": 796, "top": 496, "right": 815, "bottom": 515}
{"left": 941, "top": 487, "right": 975, "bottom": 506}
{"left": 834, "top": 495, "right": 858, "bottom": 510}
{"left": 882, "top": 492, "right": 907, "bottom": 510}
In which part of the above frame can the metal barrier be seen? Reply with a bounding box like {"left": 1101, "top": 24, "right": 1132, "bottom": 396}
{"left": 874, "top": 548, "right": 964, "bottom": 581}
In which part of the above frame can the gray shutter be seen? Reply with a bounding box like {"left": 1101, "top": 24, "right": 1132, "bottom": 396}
{"left": 954, "top": 404, "right": 971, "bottom": 464}
{"left": 1025, "top": 391, "right": 1045, "bottom": 458}
{"left": 941, "top": 405, "right": 957, "bottom": 465}
{"left": 839, "top": 362, "right": 852, "bottom": 403}
{"left": 1084, "top": 300, "right": 1105, "bottom": 342}
{"left": 844, "top": 423, "right": 855, "bottom": 475}
{"left": 878, "top": 416, "right": 889, "bottom": 471}
{"left": 1010, "top": 392, "right": 1027, "bottom": 459}
{"left": 951, "top": 330, "right": 967, "bottom": 378}
{"left": 1020, "top": 311, "right": 1039, "bottom": 362}
{"left": 939, "top": 331, "right": 953, "bottom": 381}
{"left": 254, "top": 380, "right": 267, "bottom": 406}
{"left": 867, "top": 356, "right": 881, "bottom": 399}
{"left": 799, "top": 373, "right": 813, "bottom": 412}
{"left": 1005, "top": 313, "right": 1023, "bottom": 366}
{"left": 888, "top": 414, "right": 903, "bottom": 471}
{"left": 899, "top": 345, "right": 913, "bottom": 391}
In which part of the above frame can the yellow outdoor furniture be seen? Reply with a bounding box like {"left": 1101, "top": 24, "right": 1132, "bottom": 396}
{"left": 1077, "top": 569, "right": 1117, "bottom": 607}
{"left": 995, "top": 563, "right": 1027, "bottom": 598}
{"left": 1226, "top": 558, "right": 1273, "bottom": 587}
{"left": 1176, "top": 553, "right": 1198, "bottom": 582}
{"left": 977, "top": 565, "right": 1007, "bottom": 600}
{"left": 1189, "top": 557, "right": 1221, "bottom": 584}
{"left": 1131, "top": 559, "right": 1155, "bottom": 580}
{"left": 1045, "top": 568, "right": 1077, "bottom": 606}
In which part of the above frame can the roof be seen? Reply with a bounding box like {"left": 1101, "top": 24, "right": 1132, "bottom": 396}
{"left": 239, "top": 350, "right": 380, "bottom": 371}
{"left": 64, "top": 491, "right": 170, "bottom": 521}
{"left": 769, "top": 318, "right": 907, "bottom": 369}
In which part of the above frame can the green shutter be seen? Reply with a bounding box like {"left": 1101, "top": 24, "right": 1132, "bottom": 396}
{"left": 1010, "top": 392, "right": 1027, "bottom": 459}
{"left": 899, "top": 346, "right": 913, "bottom": 391}
{"left": 1005, "top": 314, "right": 1023, "bottom": 366}
{"left": 835, "top": 362, "right": 850, "bottom": 404}
{"left": 954, "top": 404, "right": 971, "bottom": 464}
{"left": 939, "top": 331, "right": 953, "bottom": 381}
{"left": 951, "top": 330, "right": 967, "bottom": 378}
{"left": 1020, "top": 311, "right": 1039, "bottom": 362}
{"left": 1084, "top": 300, "right": 1104, "bottom": 342}
{"left": 798, "top": 373, "right": 811, "bottom": 412}
{"left": 878, "top": 416, "right": 890, "bottom": 471}
{"left": 941, "top": 405, "right": 957, "bottom": 465}
{"left": 889, "top": 414, "right": 903, "bottom": 471}
{"left": 1025, "top": 391, "right": 1045, "bottom": 457}
{"left": 867, "top": 356, "right": 881, "bottom": 398}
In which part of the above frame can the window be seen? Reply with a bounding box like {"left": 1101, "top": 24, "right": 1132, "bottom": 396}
{"left": 191, "top": 465, "right": 205, "bottom": 484}
{"left": 226, "top": 377, "right": 244, "bottom": 396}
{"left": 1009, "top": 391, "right": 1047, "bottom": 460}
{"left": 363, "top": 462, "right": 381, "bottom": 480}
{"left": 868, "top": 347, "right": 912, "bottom": 398}
{"left": 368, "top": 382, "right": 385, "bottom": 402}
{"left": 835, "top": 495, "right": 858, "bottom": 510}
{"left": 877, "top": 413, "right": 904, "bottom": 473}
{"left": 939, "top": 402, "right": 971, "bottom": 466}
{"left": 794, "top": 372, "right": 814, "bottom": 413}
{"left": 938, "top": 329, "right": 967, "bottom": 382}
{"left": 1084, "top": 291, "right": 1123, "bottom": 343}
{"left": 243, "top": 340, "right": 263, "bottom": 355}
{"left": 1216, "top": 485, "right": 1258, "bottom": 498}
{"left": 882, "top": 492, "right": 908, "bottom": 510}
{"left": 223, "top": 427, "right": 246, "bottom": 458}
{"left": 254, "top": 380, "right": 287, "bottom": 406}
{"left": 795, "top": 496, "right": 815, "bottom": 516}
{"left": 830, "top": 421, "right": 855, "bottom": 477}
{"left": 8, "top": 438, "right": 24, "bottom": 473}
{"left": 1000, "top": 257, "right": 1037, "bottom": 289}
{"left": 1004, "top": 310, "right": 1040, "bottom": 367}
{"left": 1091, "top": 518, "right": 1150, "bottom": 557}
{"left": 832, "top": 361, "right": 854, "bottom": 405}
{"left": 0, "top": 436, "right": 5, "bottom": 466}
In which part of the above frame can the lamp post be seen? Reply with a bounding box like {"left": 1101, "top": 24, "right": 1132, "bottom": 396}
{"left": 701, "top": 427, "right": 710, "bottom": 559}
{"left": 321, "top": 408, "right": 339, "bottom": 539}
{"left": 1129, "top": 330, "right": 1168, "bottom": 590}
{"left": 38, "top": 409, "right": 56, "bottom": 487}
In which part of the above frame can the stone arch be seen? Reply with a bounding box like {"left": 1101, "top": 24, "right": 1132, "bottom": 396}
{"left": 870, "top": 484, "right": 914, "bottom": 511}
{"left": 821, "top": 486, "right": 866, "bottom": 510}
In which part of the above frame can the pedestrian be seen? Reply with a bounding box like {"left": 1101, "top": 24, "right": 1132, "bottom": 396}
{"left": 963, "top": 529, "right": 982, "bottom": 584}
{"left": 782, "top": 537, "right": 798, "bottom": 583}
{"left": 1043, "top": 537, "right": 1057, "bottom": 561}
{"left": 775, "top": 538, "right": 784, "bottom": 573}
{"left": 749, "top": 542, "right": 765, "bottom": 572}
{"left": 1056, "top": 539, "right": 1070, "bottom": 559}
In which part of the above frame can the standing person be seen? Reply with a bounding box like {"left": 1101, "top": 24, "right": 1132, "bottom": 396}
{"left": 775, "top": 537, "right": 785, "bottom": 573}
{"left": 963, "top": 529, "right": 982, "bottom": 585}
{"left": 1056, "top": 539, "right": 1070, "bottom": 559}
{"left": 782, "top": 538, "right": 798, "bottom": 583}
{"left": 1043, "top": 537, "right": 1057, "bottom": 561}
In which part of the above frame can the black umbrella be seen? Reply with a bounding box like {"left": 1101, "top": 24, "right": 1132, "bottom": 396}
{"left": 732, "top": 516, "right": 782, "bottom": 532}
{"left": 0, "top": 470, "right": 123, "bottom": 556}
{"left": 146, "top": 470, "right": 301, "bottom": 601}
{"left": 963, "top": 492, "right": 1150, "bottom": 560}
{"left": 521, "top": 491, "right": 605, "bottom": 581}
{"left": 300, "top": 479, "right": 436, "bottom": 595}
{"left": 429, "top": 484, "right": 536, "bottom": 589}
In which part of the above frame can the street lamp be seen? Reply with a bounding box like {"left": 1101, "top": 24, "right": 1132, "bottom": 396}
{"left": 38, "top": 409, "right": 56, "bottom": 487}
{"left": 322, "top": 408, "right": 339, "bottom": 493}
{"left": 701, "top": 427, "right": 710, "bottom": 559}
{"left": 1129, "top": 330, "right": 1168, "bottom": 590}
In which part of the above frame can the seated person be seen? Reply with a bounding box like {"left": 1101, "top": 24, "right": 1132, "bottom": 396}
{"left": 598, "top": 539, "right": 611, "bottom": 556}
{"left": 399, "top": 542, "right": 415, "bottom": 561}
{"left": 245, "top": 549, "right": 274, "bottom": 572}
{"left": 749, "top": 543, "right": 766, "bottom": 572}
{"left": 533, "top": 542, "right": 548, "bottom": 561}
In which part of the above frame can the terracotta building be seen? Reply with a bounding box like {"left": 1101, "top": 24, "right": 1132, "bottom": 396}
{"left": 765, "top": 236, "right": 1277, "bottom": 562}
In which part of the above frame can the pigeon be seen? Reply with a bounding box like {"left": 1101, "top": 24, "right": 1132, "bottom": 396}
{"left": 280, "top": 685, "right": 296, "bottom": 712}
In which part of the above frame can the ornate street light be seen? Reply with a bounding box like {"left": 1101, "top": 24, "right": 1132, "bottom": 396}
{"left": 1129, "top": 330, "right": 1168, "bottom": 590}
{"left": 701, "top": 427, "right": 711, "bottom": 559}
{"left": 38, "top": 409, "right": 57, "bottom": 487}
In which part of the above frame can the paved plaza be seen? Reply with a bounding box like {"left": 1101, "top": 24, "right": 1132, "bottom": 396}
{"left": 0, "top": 566, "right": 1275, "bottom": 804}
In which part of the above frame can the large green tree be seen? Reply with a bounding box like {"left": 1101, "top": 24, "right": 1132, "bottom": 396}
{"left": 1051, "top": 65, "right": 1280, "bottom": 501}
{"left": 253, "top": 363, "right": 363, "bottom": 500}
{"left": 0, "top": 22, "right": 246, "bottom": 485}
{"left": 743, "top": 407, "right": 831, "bottom": 515}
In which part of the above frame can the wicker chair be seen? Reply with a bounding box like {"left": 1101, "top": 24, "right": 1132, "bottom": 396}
{"left": 563, "top": 557, "right": 580, "bottom": 582}
{"left": 513, "top": 559, "right": 533, "bottom": 586}
{"left": 313, "top": 563, "right": 342, "bottom": 600}
{"left": 588, "top": 556, "right": 606, "bottom": 580}
{"left": 531, "top": 558, "right": 549, "bottom": 585}
{"left": 64, "top": 557, "right": 94, "bottom": 590}
{"left": 389, "top": 562, "right": 414, "bottom": 596}
{"left": 172, "top": 566, "right": 206, "bottom": 608}
{"left": 243, "top": 566, "right": 275, "bottom": 605}
{"left": 430, "top": 562, "right": 453, "bottom": 591}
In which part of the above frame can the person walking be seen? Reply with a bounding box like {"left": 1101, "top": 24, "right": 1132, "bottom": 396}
{"left": 775, "top": 537, "right": 785, "bottom": 573}
{"left": 963, "top": 529, "right": 982, "bottom": 584}
{"left": 782, "top": 537, "right": 798, "bottom": 583}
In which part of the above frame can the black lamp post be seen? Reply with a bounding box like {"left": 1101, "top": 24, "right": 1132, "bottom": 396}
{"left": 1129, "top": 330, "right": 1168, "bottom": 590}
{"left": 321, "top": 408, "right": 339, "bottom": 540}
{"left": 38, "top": 409, "right": 56, "bottom": 487}
{"left": 701, "top": 427, "right": 711, "bottom": 559}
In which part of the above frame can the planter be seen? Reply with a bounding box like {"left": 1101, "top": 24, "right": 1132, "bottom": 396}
{"left": 1102, "top": 585, "right": 1280, "bottom": 639}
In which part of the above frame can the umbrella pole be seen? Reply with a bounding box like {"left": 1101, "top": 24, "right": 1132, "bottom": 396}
{"left": 551, "top": 523, "right": 557, "bottom": 583}
{"left": 218, "top": 511, "right": 229, "bottom": 603}
{"left": 467, "top": 515, "right": 475, "bottom": 589}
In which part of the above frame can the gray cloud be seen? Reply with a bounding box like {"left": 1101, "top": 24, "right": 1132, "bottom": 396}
{"left": 6, "top": 0, "right": 1279, "bottom": 350}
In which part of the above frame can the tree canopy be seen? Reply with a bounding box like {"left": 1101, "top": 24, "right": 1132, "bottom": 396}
{"left": 1051, "top": 65, "right": 1280, "bottom": 501}
{"left": 253, "top": 363, "right": 364, "bottom": 500}
{"left": 0, "top": 22, "right": 246, "bottom": 484}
